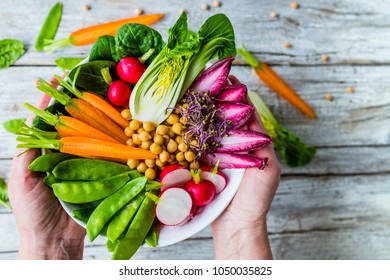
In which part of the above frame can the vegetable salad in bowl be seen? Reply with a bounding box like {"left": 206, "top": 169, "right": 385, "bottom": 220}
{"left": 16, "top": 12, "right": 272, "bottom": 259}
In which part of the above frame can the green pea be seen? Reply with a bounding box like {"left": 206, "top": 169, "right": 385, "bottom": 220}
{"left": 52, "top": 172, "right": 131, "bottom": 204}
{"left": 87, "top": 177, "right": 147, "bottom": 242}
{"left": 144, "top": 221, "right": 159, "bottom": 248}
{"left": 106, "top": 191, "right": 146, "bottom": 243}
{"left": 112, "top": 190, "right": 158, "bottom": 260}
{"left": 52, "top": 158, "right": 134, "bottom": 181}
{"left": 72, "top": 206, "right": 96, "bottom": 224}
{"left": 28, "top": 153, "right": 76, "bottom": 172}
{"left": 35, "top": 2, "right": 63, "bottom": 51}
{"left": 43, "top": 174, "right": 62, "bottom": 187}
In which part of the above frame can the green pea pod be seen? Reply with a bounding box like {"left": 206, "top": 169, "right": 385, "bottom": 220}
{"left": 52, "top": 172, "right": 131, "bottom": 204}
{"left": 43, "top": 174, "right": 62, "bottom": 187}
{"left": 106, "top": 191, "right": 146, "bottom": 243}
{"left": 52, "top": 158, "right": 134, "bottom": 181}
{"left": 144, "top": 221, "right": 159, "bottom": 248}
{"left": 112, "top": 190, "right": 158, "bottom": 260}
{"left": 28, "top": 153, "right": 77, "bottom": 172}
{"left": 35, "top": 2, "right": 63, "bottom": 51}
{"left": 106, "top": 239, "right": 118, "bottom": 252}
{"left": 87, "top": 177, "right": 147, "bottom": 242}
{"left": 72, "top": 206, "right": 96, "bottom": 224}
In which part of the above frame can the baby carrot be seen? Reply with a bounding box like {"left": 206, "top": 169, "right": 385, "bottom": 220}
{"left": 24, "top": 103, "right": 120, "bottom": 143}
{"left": 237, "top": 44, "right": 317, "bottom": 120}
{"left": 44, "top": 14, "right": 165, "bottom": 52}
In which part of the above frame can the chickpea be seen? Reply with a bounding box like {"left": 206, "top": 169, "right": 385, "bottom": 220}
{"left": 176, "top": 151, "right": 185, "bottom": 162}
{"left": 168, "top": 128, "right": 175, "bottom": 138}
{"left": 141, "top": 140, "right": 152, "bottom": 150}
{"left": 190, "top": 139, "right": 199, "bottom": 147}
{"left": 179, "top": 116, "right": 187, "bottom": 124}
{"left": 145, "top": 168, "right": 157, "bottom": 180}
{"left": 156, "top": 125, "right": 169, "bottom": 135}
{"left": 126, "top": 139, "right": 137, "bottom": 147}
{"left": 153, "top": 134, "right": 164, "bottom": 145}
{"left": 184, "top": 150, "right": 196, "bottom": 162}
{"left": 171, "top": 122, "right": 183, "bottom": 135}
{"left": 168, "top": 154, "right": 176, "bottom": 163}
{"left": 166, "top": 113, "right": 179, "bottom": 125}
{"left": 121, "top": 109, "right": 132, "bottom": 120}
{"left": 129, "top": 119, "right": 142, "bottom": 130}
{"left": 137, "top": 127, "right": 145, "bottom": 133}
{"left": 143, "top": 122, "right": 155, "bottom": 132}
{"left": 190, "top": 161, "right": 200, "bottom": 170}
{"left": 125, "top": 127, "right": 135, "bottom": 137}
{"left": 127, "top": 159, "right": 139, "bottom": 169}
{"left": 167, "top": 139, "right": 178, "bottom": 153}
{"left": 178, "top": 142, "right": 188, "bottom": 152}
{"left": 137, "top": 162, "right": 148, "bottom": 173}
{"left": 178, "top": 161, "right": 189, "bottom": 168}
{"left": 132, "top": 134, "right": 142, "bottom": 145}
{"left": 139, "top": 131, "right": 152, "bottom": 142}
{"left": 159, "top": 150, "right": 169, "bottom": 162}
{"left": 150, "top": 143, "right": 162, "bottom": 154}
{"left": 155, "top": 159, "right": 165, "bottom": 169}
{"left": 145, "top": 159, "right": 155, "bottom": 168}
{"left": 175, "top": 135, "right": 183, "bottom": 143}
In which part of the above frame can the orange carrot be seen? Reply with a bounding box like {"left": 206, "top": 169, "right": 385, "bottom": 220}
{"left": 36, "top": 79, "right": 128, "bottom": 144}
{"left": 238, "top": 45, "right": 317, "bottom": 120}
{"left": 44, "top": 14, "right": 165, "bottom": 52}
{"left": 59, "top": 137, "right": 156, "bottom": 160}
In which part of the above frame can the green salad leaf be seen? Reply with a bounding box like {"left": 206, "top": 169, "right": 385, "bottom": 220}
{"left": 0, "top": 39, "right": 25, "bottom": 69}
{"left": 2, "top": 118, "right": 26, "bottom": 134}
{"left": 55, "top": 57, "right": 84, "bottom": 70}
{"left": 89, "top": 35, "right": 119, "bottom": 62}
{"left": 0, "top": 177, "right": 11, "bottom": 210}
{"left": 248, "top": 91, "right": 316, "bottom": 167}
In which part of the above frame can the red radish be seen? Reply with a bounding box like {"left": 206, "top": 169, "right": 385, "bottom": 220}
{"left": 117, "top": 57, "right": 147, "bottom": 85}
{"left": 107, "top": 80, "right": 132, "bottom": 107}
{"left": 184, "top": 169, "right": 216, "bottom": 206}
{"left": 156, "top": 187, "right": 193, "bottom": 226}
{"left": 200, "top": 162, "right": 227, "bottom": 194}
{"left": 160, "top": 164, "right": 192, "bottom": 190}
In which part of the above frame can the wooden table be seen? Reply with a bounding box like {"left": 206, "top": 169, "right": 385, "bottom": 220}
{"left": 1, "top": 0, "right": 390, "bottom": 260}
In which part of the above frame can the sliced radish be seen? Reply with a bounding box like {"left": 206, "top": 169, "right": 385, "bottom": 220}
{"left": 160, "top": 164, "right": 192, "bottom": 190}
{"left": 156, "top": 187, "right": 193, "bottom": 226}
{"left": 200, "top": 166, "right": 227, "bottom": 194}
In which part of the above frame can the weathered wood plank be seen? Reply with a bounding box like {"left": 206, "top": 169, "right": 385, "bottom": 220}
{"left": 2, "top": 0, "right": 390, "bottom": 65}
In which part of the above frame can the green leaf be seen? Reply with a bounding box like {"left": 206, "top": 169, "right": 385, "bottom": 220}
{"left": 89, "top": 35, "right": 119, "bottom": 62}
{"left": 55, "top": 57, "right": 85, "bottom": 70}
{"left": 0, "top": 177, "right": 11, "bottom": 210}
{"left": 0, "top": 39, "right": 25, "bottom": 69}
{"left": 35, "top": 2, "right": 63, "bottom": 51}
{"left": 2, "top": 118, "right": 26, "bottom": 134}
{"left": 115, "top": 23, "right": 164, "bottom": 65}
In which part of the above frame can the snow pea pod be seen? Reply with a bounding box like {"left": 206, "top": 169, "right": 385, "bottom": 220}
{"left": 35, "top": 2, "right": 63, "bottom": 51}
{"left": 87, "top": 176, "right": 147, "bottom": 242}
{"left": 72, "top": 206, "right": 96, "bottom": 224}
{"left": 106, "top": 191, "right": 146, "bottom": 243}
{"left": 112, "top": 189, "right": 158, "bottom": 260}
{"left": 43, "top": 174, "right": 62, "bottom": 187}
{"left": 28, "top": 152, "right": 76, "bottom": 172}
{"left": 52, "top": 158, "right": 133, "bottom": 181}
{"left": 144, "top": 221, "right": 159, "bottom": 247}
{"left": 52, "top": 172, "right": 132, "bottom": 203}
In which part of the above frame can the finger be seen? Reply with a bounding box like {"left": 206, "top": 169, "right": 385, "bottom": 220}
{"left": 36, "top": 93, "right": 51, "bottom": 110}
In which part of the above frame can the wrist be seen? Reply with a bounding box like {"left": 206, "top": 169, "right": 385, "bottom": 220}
{"left": 19, "top": 236, "right": 84, "bottom": 260}
{"left": 211, "top": 218, "right": 273, "bottom": 260}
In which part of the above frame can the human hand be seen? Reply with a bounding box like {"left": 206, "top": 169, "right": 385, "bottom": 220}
{"left": 211, "top": 76, "right": 281, "bottom": 259}
{"left": 8, "top": 93, "right": 86, "bottom": 260}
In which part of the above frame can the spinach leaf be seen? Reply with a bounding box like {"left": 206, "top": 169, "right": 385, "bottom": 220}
{"left": 2, "top": 118, "right": 26, "bottom": 134}
{"left": 0, "top": 39, "right": 25, "bottom": 69}
{"left": 69, "top": 60, "right": 117, "bottom": 96}
{"left": 55, "top": 57, "right": 85, "bottom": 70}
{"left": 115, "top": 24, "right": 164, "bottom": 65}
{"left": 35, "top": 2, "right": 63, "bottom": 51}
{"left": 89, "top": 35, "right": 119, "bottom": 62}
{"left": 0, "top": 177, "right": 11, "bottom": 210}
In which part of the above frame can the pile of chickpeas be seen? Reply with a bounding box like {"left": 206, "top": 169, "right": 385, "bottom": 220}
{"left": 120, "top": 109, "right": 199, "bottom": 180}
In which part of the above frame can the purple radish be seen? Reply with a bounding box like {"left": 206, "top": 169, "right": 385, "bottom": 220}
{"left": 200, "top": 164, "right": 227, "bottom": 194}
{"left": 217, "top": 84, "right": 247, "bottom": 102}
{"left": 189, "top": 57, "right": 234, "bottom": 96}
{"left": 217, "top": 130, "right": 272, "bottom": 152}
{"left": 160, "top": 164, "right": 192, "bottom": 190}
{"left": 217, "top": 101, "right": 254, "bottom": 129}
{"left": 206, "top": 153, "right": 268, "bottom": 170}
{"left": 156, "top": 187, "right": 194, "bottom": 226}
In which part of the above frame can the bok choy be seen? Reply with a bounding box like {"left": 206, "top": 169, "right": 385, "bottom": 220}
{"left": 129, "top": 12, "right": 236, "bottom": 125}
